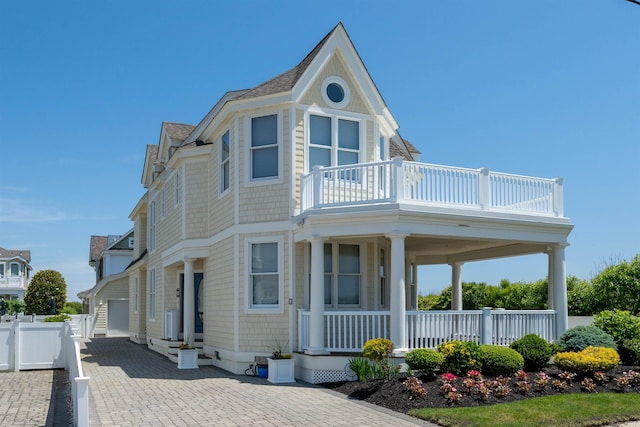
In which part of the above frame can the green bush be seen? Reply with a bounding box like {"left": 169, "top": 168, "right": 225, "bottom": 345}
{"left": 437, "top": 340, "right": 482, "bottom": 376}
{"left": 363, "top": 338, "right": 393, "bottom": 362}
{"left": 404, "top": 349, "right": 444, "bottom": 376}
{"left": 620, "top": 338, "right": 640, "bottom": 366}
{"left": 557, "top": 325, "right": 618, "bottom": 352}
{"left": 510, "top": 334, "right": 553, "bottom": 371}
{"left": 593, "top": 310, "right": 640, "bottom": 347}
{"left": 43, "top": 314, "right": 70, "bottom": 322}
{"left": 479, "top": 345, "right": 524, "bottom": 376}
{"left": 555, "top": 346, "right": 620, "bottom": 375}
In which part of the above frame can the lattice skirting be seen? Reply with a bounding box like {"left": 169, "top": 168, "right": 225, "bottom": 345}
{"left": 311, "top": 369, "right": 349, "bottom": 384}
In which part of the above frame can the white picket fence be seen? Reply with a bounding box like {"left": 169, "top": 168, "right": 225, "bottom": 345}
{"left": 0, "top": 316, "right": 91, "bottom": 426}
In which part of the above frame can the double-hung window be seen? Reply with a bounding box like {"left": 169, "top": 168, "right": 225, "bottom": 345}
{"left": 149, "top": 200, "right": 156, "bottom": 252}
{"left": 313, "top": 243, "right": 361, "bottom": 307}
{"left": 0, "top": 264, "right": 4, "bottom": 277}
{"left": 149, "top": 269, "right": 156, "bottom": 320}
{"left": 250, "top": 115, "right": 278, "bottom": 180}
{"left": 9, "top": 263, "right": 19, "bottom": 276}
{"left": 308, "top": 115, "right": 360, "bottom": 172}
{"left": 249, "top": 241, "right": 280, "bottom": 308}
{"left": 220, "top": 130, "right": 230, "bottom": 193}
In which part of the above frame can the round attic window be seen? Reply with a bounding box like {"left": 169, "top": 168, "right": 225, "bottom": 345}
{"left": 321, "top": 76, "right": 350, "bottom": 109}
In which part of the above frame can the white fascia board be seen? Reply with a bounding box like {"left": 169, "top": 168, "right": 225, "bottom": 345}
{"left": 86, "top": 270, "right": 129, "bottom": 297}
{"left": 129, "top": 193, "right": 148, "bottom": 220}
{"left": 183, "top": 90, "right": 249, "bottom": 145}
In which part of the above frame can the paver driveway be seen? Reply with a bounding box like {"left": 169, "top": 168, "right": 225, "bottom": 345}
{"left": 81, "top": 337, "right": 434, "bottom": 427}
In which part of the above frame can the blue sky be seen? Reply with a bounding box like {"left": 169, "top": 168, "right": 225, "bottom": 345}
{"left": 1, "top": 1, "right": 638, "bottom": 302}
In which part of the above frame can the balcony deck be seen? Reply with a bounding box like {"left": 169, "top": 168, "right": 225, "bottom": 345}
{"left": 300, "top": 159, "right": 564, "bottom": 218}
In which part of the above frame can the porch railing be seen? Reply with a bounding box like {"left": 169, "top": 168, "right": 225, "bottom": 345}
{"left": 300, "top": 159, "right": 563, "bottom": 217}
{"left": 298, "top": 309, "right": 556, "bottom": 353}
{"left": 0, "top": 276, "right": 24, "bottom": 288}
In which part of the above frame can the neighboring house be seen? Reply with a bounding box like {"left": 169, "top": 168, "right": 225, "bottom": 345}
{"left": 78, "top": 231, "right": 133, "bottom": 336}
{"left": 127, "top": 23, "right": 573, "bottom": 382}
{"left": 0, "top": 247, "right": 31, "bottom": 300}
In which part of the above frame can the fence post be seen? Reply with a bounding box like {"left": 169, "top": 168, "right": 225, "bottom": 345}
{"left": 312, "top": 166, "right": 322, "bottom": 208}
{"left": 392, "top": 157, "right": 405, "bottom": 202}
{"left": 554, "top": 178, "right": 564, "bottom": 217}
{"left": 74, "top": 377, "right": 90, "bottom": 427}
{"left": 13, "top": 321, "right": 20, "bottom": 372}
{"left": 480, "top": 307, "right": 492, "bottom": 345}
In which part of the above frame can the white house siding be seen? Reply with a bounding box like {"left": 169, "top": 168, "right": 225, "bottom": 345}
{"left": 204, "top": 237, "right": 235, "bottom": 350}
{"left": 237, "top": 232, "right": 291, "bottom": 354}
{"left": 185, "top": 160, "right": 209, "bottom": 239}
{"left": 293, "top": 109, "right": 305, "bottom": 212}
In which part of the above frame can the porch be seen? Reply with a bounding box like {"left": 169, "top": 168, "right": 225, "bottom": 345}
{"left": 297, "top": 309, "right": 557, "bottom": 353}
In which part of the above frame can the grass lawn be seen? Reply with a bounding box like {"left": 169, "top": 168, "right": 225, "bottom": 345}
{"left": 409, "top": 393, "right": 640, "bottom": 427}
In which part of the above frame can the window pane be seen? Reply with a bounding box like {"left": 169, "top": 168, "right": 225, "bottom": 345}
{"left": 222, "top": 163, "right": 229, "bottom": 191}
{"left": 324, "top": 243, "right": 332, "bottom": 273}
{"left": 310, "top": 115, "right": 331, "bottom": 146}
{"left": 338, "top": 244, "right": 360, "bottom": 274}
{"left": 338, "top": 150, "right": 358, "bottom": 166}
{"left": 326, "top": 83, "right": 345, "bottom": 103}
{"left": 10, "top": 264, "right": 19, "bottom": 275}
{"left": 222, "top": 131, "right": 230, "bottom": 161}
{"left": 252, "top": 243, "right": 278, "bottom": 273}
{"left": 324, "top": 274, "right": 332, "bottom": 305}
{"left": 252, "top": 275, "right": 279, "bottom": 305}
{"left": 309, "top": 147, "right": 331, "bottom": 170}
{"left": 252, "top": 146, "right": 278, "bottom": 178}
{"left": 338, "top": 119, "right": 359, "bottom": 150}
{"left": 379, "top": 136, "right": 385, "bottom": 160}
{"left": 251, "top": 115, "right": 277, "bottom": 147}
{"left": 338, "top": 275, "right": 359, "bottom": 305}
{"left": 0, "top": 265, "right": 4, "bottom": 275}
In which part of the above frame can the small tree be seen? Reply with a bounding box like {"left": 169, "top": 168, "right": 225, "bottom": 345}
{"left": 24, "top": 270, "right": 67, "bottom": 315}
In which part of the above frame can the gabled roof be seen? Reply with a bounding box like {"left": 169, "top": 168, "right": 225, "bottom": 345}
{"left": 141, "top": 144, "right": 160, "bottom": 187}
{"left": 0, "top": 247, "right": 31, "bottom": 263}
{"left": 89, "top": 236, "right": 109, "bottom": 264}
{"left": 390, "top": 136, "right": 421, "bottom": 161}
{"left": 164, "top": 122, "right": 195, "bottom": 142}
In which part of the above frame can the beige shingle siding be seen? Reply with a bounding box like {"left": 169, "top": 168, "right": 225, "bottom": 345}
{"left": 204, "top": 237, "right": 235, "bottom": 350}
{"left": 96, "top": 276, "right": 129, "bottom": 301}
{"left": 209, "top": 118, "right": 235, "bottom": 235}
{"left": 293, "top": 109, "right": 305, "bottom": 212}
{"left": 185, "top": 160, "right": 209, "bottom": 239}
{"left": 300, "top": 52, "right": 370, "bottom": 115}
{"left": 129, "top": 270, "right": 146, "bottom": 338}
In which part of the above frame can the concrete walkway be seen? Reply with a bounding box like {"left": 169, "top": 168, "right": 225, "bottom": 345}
{"left": 80, "top": 337, "right": 433, "bottom": 427}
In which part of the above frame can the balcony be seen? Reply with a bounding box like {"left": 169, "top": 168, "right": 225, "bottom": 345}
{"left": 300, "top": 159, "right": 564, "bottom": 218}
{"left": 0, "top": 275, "right": 25, "bottom": 289}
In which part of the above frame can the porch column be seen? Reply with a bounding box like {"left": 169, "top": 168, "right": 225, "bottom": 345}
{"left": 546, "top": 248, "right": 554, "bottom": 309}
{"left": 306, "top": 236, "right": 328, "bottom": 355}
{"left": 451, "top": 262, "right": 463, "bottom": 311}
{"left": 551, "top": 245, "right": 568, "bottom": 338}
{"left": 388, "top": 233, "right": 408, "bottom": 355}
{"left": 183, "top": 258, "right": 195, "bottom": 347}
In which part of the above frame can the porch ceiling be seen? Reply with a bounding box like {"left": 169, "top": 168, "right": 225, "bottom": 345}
{"left": 406, "top": 236, "right": 548, "bottom": 265}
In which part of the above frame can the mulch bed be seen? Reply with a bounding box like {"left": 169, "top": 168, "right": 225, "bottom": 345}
{"left": 321, "top": 365, "right": 640, "bottom": 413}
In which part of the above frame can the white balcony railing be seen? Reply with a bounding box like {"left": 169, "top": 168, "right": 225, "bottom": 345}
{"left": 298, "top": 309, "right": 556, "bottom": 353}
{"left": 0, "top": 276, "right": 25, "bottom": 289}
{"left": 300, "top": 159, "right": 564, "bottom": 217}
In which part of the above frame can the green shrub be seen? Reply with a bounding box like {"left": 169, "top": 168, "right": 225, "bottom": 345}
{"left": 557, "top": 325, "right": 618, "bottom": 352}
{"left": 620, "top": 338, "right": 640, "bottom": 366}
{"left": 404, "top": 349, "right": 444, "bottom": 376}
{"left": 43, "top": 314, "right": 70, "bottom": 322}
{"left": 554, "top": 346, "right": 620, "bottom": 375}
{"left": 437, "top": 340, "right": 482, "bottom": 376}
{"left": 593, "top": 310, "right": 640, "bottom": 345}
{"left": 363, "top": 338, "right": 393, "bottom": 362}
{"left": 348, "top": 357, "right": 376, "bottom": 381}
{"left": 510, "top": 334, "right": 553, "bottom": 371}
{"left": 479, "top": 345, "right": 524, "bottom": 376}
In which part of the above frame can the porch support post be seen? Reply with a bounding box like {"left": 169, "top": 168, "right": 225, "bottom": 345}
{"left": 306, "top": 236, "right": 328, "bottom": 355}
{"left": 546, "top": 248, "right": 554, "bottom": 309}
{"left": 451, "top": 262, "right": 463, "bottom": 311}
{"left": 183, "top": 258, "right": 195, "bottom": 347}
{"left": 551, "top": 245, "right": 568, "bottom": 339}
{"left": 388, "top": 232, "right": 408, "bottom": 355}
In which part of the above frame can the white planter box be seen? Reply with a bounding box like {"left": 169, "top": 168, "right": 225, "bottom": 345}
{"left": 178, "top": 349, "right": 199, "bottom": 369}
{"left": 267, "top": 357, "right": 295, "bottom": 384}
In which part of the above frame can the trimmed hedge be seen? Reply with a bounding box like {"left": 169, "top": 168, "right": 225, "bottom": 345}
{"left": 479, "top": 345, "right": 524, "bottom": 377}
{"left": 557, "top": 325, "right": 618, "bottom": 352}
{"left": 437, "top": 340, "right": 482, "bottom": 376}
{"left": 510, "top": 334, "right": 553, "bottom": 371}
{"left": 404, "top": 349, "right": 444, "bottom": 376}
{"left": 554, "top": 346, "right": 620, "bottom": 375}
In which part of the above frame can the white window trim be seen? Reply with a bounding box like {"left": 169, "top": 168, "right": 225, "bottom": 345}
{"left": 245, "top": 236, "right": 284, "bottom": 314}
{"left": 245, "top": 111, "right": 283, "bottom": 186}
{"left": 305, "top": 110, "right": 365, "bottom": 173}
{"left": 321, "top": 76, "right": 351, "bottom": 109}
{"left": 0, "top": 262, "right": 5, "bottom": 277}
{"left": 160, "top": 188, "right": 165, "bottom": 219}
{"left": 134, "top": 276, "right": 139, "bottom": 313}
{"left": 149, "top": 269, "right": 156, "bottom": 321}
{"left": 219, "top": 129, "right": 231, "bottom": 197}
{"left": 9, "top": 262, "right": 21, "bottom": 276}
{"left": 174, "top": 171, "right": 181, "bottom": 207}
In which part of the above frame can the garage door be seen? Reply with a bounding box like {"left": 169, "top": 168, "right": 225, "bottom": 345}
{"left": 107, "top": 300, "right": 129, "bottom": 337}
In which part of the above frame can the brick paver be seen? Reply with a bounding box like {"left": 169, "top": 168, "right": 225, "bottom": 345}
{"left": 81, "top": 337, "right": 434, "bottom": 427}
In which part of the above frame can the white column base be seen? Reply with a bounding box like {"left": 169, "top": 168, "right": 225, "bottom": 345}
{"left": 304, "top": 348, "right": 330, "bottom": 356}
